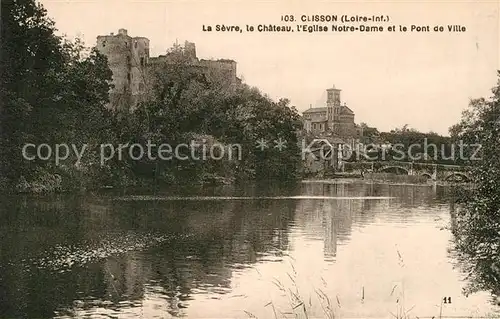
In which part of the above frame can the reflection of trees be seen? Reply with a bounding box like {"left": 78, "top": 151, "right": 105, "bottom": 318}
{"left": 133, "top": 197, "right": 298, "bottom": 317}
{"left": 0, "top": 194, "right": 107, "bottom": 319}
{"left": 0, "top": 181, "right": 452, "bottom": 318}
{"left": 0, "top": 183, "right": 299, "bottom": 318}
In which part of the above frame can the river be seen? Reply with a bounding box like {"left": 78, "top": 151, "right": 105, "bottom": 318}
{"left": 0, "top": 180, "right": 498, "bottom": 318}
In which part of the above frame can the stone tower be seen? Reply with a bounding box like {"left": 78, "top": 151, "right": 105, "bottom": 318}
{"left": 96, "top": 29, "right": 150, "bottom": 111}
{"left": 184, "top": 41, "right": 197, "bottom": 60}
{"left": 326, "top": 85, "right": 341, "bottom": 131}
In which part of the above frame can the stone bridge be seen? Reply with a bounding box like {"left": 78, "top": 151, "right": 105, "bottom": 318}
{"left": 343, "top": 161, "right": 471, "bottom": 181}
{"left": 302, "top": 139, "right": 471, "bottom": 181}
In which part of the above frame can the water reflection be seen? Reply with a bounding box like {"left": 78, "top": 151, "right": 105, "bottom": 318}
{"left": 0, "top": 181, "right": 497, "bottom": 318}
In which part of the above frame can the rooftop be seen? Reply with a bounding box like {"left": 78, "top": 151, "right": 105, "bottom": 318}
{"left": 303, "top": 107, "right": 327, "bottom": 114}
{"left": 341, "top": 105, "right": 354, "bottom": 115}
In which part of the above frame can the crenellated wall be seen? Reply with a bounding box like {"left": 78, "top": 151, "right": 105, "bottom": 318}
{"left": 96, "top": 29, "right": 238, "bottom": 112}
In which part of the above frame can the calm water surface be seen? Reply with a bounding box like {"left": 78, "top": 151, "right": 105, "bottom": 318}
{"left": 0, "top": 181, "right": 499, "bottom": 318}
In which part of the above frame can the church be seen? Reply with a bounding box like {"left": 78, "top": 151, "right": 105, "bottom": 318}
{"left": 302, "top": 85, "right": 362, "bottom": 138}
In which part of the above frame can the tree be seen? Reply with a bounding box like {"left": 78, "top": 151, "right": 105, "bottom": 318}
{"left": 377, "top": 126, "right": 453, "bottom": 163}
{"left": 359, "top": 122, "right": 380, "bottom": 144}
{"left": 117, "top": 44, "right": 303, "bottom": 186}
{"left": 451, "top": 71, "right": 500, "bottom": 297}
{"left": 1, "top": 3, "right": 303, "bottom": 191}
{"left": 1, "top": 0, "right": 114, "bottom": 191}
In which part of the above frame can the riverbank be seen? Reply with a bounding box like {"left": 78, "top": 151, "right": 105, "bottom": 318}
{"left": 6, "top": 169, "right": 470, "bottom": 195}
{"left": 4, "top": 168, "right": 242, "bottom": 195}
{"left": 303, "top": 172, "right": 471, "bottom": 186}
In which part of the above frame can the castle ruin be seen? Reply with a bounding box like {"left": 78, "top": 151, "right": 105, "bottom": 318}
{"left": 96, "top": 28, "right": 238, "bottom": 112}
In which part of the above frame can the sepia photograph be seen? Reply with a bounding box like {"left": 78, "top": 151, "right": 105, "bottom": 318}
{"left": 1, "top": 0, "right": 500, "bottom": 318}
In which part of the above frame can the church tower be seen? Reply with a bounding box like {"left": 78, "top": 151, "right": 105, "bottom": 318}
{"left": 326, "top": 85, "right": 341, "bottom": 131}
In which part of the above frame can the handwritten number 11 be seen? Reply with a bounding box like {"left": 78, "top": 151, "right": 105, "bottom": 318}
{"left": 443, "top": 297, "right": 452, "bottom": 304}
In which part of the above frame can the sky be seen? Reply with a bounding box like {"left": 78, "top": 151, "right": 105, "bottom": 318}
{"left": 39, "top": 0, "right": 499, "bottom": 135}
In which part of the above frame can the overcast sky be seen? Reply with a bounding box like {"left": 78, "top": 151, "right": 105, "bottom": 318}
{"left": 39, "top": 0, "right": 499, "bottom": 135}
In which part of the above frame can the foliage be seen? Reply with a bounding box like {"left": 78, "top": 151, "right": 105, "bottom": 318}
{"left": 359, "top": 122, "right": 380, "bottom": 144}
{"left": 0, "top": 2, "right": 302, "bottom": 192}
{"left": 116, "top": 45, "right": 302, "bottom": 185}
{"left": 376, "top": 126, "right": 455, "bottom": 164}
{"left": 451, "top": 71, "right": 500, "bottom": 297}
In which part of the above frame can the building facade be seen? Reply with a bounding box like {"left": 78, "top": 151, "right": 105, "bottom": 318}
{"left": 303, "top": 85, "right": 362, "bottom": 139}
{"left": 96, "top": 28, "right": 238, "bottom": 112}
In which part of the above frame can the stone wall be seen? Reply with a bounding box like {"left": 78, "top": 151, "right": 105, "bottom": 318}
{"left": 96, "top": 29, "right": 237, "bottom": 112}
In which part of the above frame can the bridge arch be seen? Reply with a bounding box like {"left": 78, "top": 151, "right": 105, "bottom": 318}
{"left": 421, "top": 173, "right": 432, "bottom": 179}
{"left": 444, "top": 172, "right": 471, "bottom": 182}
{"left": 379, "top": 166, "right": 409, "bottom": 175}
